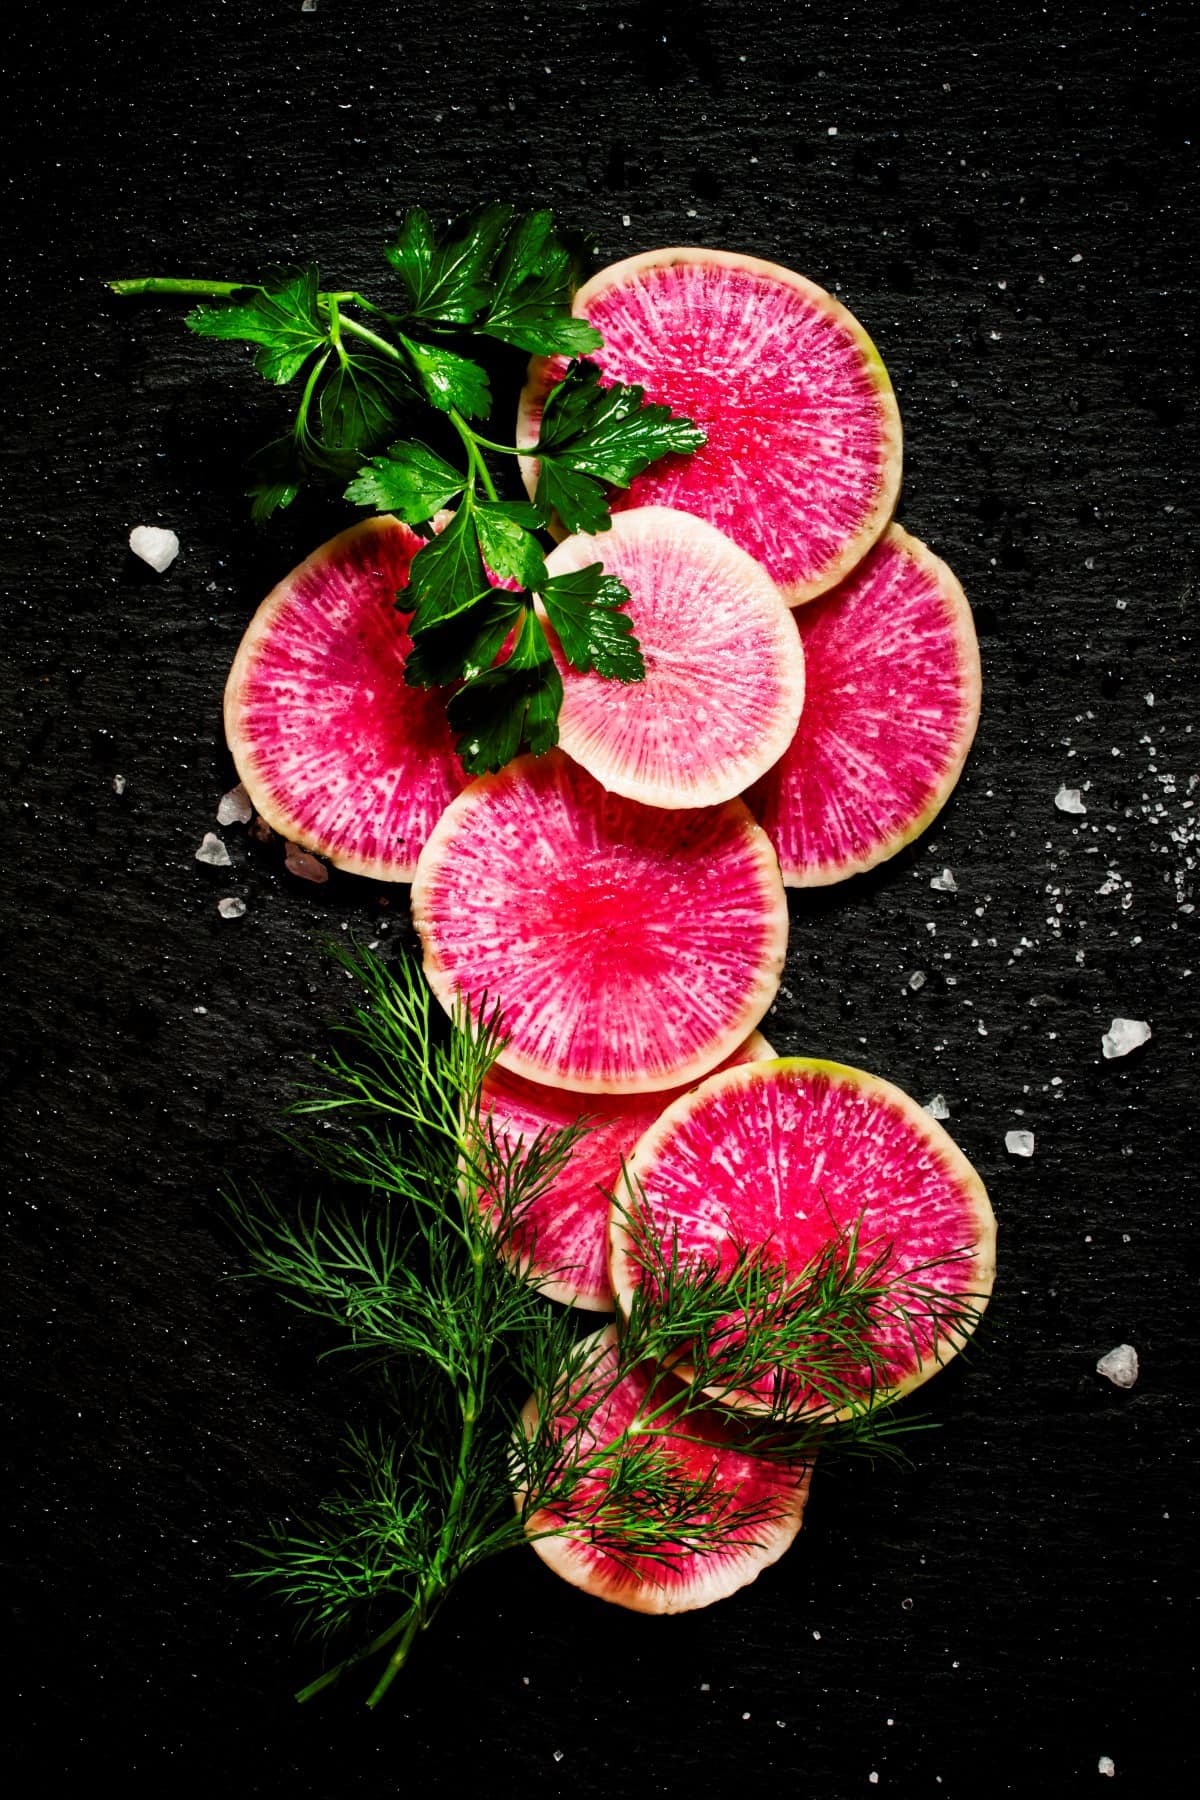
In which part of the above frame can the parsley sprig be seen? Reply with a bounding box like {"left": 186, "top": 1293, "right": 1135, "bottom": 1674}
{"left": 231, "top": 950, "right": 979, "bottom": 1708}
{"left": 111, "top": 205, "right": 706, "bottom": 773}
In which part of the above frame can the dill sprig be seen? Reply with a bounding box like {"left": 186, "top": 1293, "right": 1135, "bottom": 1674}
{"left": 231, "top": 949, "right": 982, "bottom": 1708}
{"left": 615, "top": 1187, "right": 986, "bottom": 1440}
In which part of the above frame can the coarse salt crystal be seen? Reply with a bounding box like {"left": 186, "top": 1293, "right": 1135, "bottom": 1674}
{"left": 930, "top": 868, "right": 958, "bottom": 892}
{"left": 217, "top": 783, "right": 253, "bottom": 827}
{"left": 217, "top": 896, "right": 247, "bottom": 920}
{"left": 924, "top": 1094, "right": 951, "bottom": 1120}
{"left": 1054, "top": 785, "right": 1086, "bottom": 815}
{"left": 1101, "top": 1017, "right": 1151, "bottom": 1059}
{"left": 195, "top": 832, "right": 231, "bottom": 867}
{"left": 284, "top": 841, "right": 329, "bottom": 884}
{"left": 1005, "top": 1129, "right": 1035, "bottom": 1157}
{"left": 1098, "top": 1757, "right": 1115, "bottom": 1777}
{"left": 1096, "top": 1344, "right": 1138, "bottom": 1389}
{"left": 129, "top": 525, "right": 180, "bottom": 571}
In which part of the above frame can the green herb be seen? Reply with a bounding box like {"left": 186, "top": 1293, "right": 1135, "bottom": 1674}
{"left": 111, "top": 204, "right": 706, "bottom": 773}
{"left": 230, "top": 950, "right": 979, "bottom": 1708}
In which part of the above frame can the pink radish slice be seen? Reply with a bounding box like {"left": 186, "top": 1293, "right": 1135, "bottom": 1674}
{"left": 224, "top": 517, "right": 469, "bottom": 882}
{"left": 411, "top": 750, "right": 787, "bottom": 1095}
{"left": 479, "top": 1030, "right": 773, "bottom": 1312}
{"left": 610, "top": 1058, "right": 996, "bottom": 1411}
{"left": 745, "top": 526, "right": 981, "bottom": 887}
{"left": 517, "top": 1326, "right": 812, "bottom": 1613}
{"left": 542, "top": 508, "right": 805, "bottom": 809}
{"left": 519, "top": 247, "right": 902, "bottom": 604}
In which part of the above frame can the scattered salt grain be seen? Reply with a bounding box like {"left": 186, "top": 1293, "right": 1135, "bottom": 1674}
{"left": 1055, "top": 785, "right": 1086, "bottom": 815}
{"left": 1098, "top": 1756, "right": 1115, "bottom": 1777}
{"left": 1096, "top": 1344, "right": 1138, "bottom": 1389}
{"left": 301, "top": 0, "right": 318, "bottom": 11}
{"left": 869, "top": 1776, "right": 879, "bottom": 1786}
{"left": 1102, "top": 1017, "right": 1151, "bottom": 1059}
{"left": 284, "top": 841, "right": 329, "bottom": 884}
{"left": 112, "top": 774, "right": 127, "bottom": 795}
{"left": 195, "top": 832, "right": 231, "bottom": 867}
{"left": 930, "top": 868, "right": 958, "bottom": 892}
{"left": 217, "top": 896, "right": 246, "bottom": 920}
{"left": 908, "top": 970, "right": 926, "bottom": 991}
{"left": 128, "top": 525, "right": 180, "bottom": 571}
{"left": 925, "top": 1094, "right": 951, "bottom": 1120}
{"left": 1005, "top": 1129, "right": 1035, "bottom": 1157}
{"left": 217, "top": 783, "right": 253, "bottom": 827}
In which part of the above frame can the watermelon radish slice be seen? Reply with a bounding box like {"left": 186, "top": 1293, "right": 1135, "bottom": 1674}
{"left": 411, "top": 750, "right": 787, "bottom": 1094}
{"left": 224, "top": 516, "right": 469, "bottom": 882}
{"left": 541, "top": 508, "right": 805, "bottom": 809}
{"left": 479, "top": 1030, "right": 773, "bottom": 1311}
{"left": 517, "top": 1325, "right": 812, "bottom": 1613}
{"left": 745, "top": 525, "right": 982, "bottom": 886}
{"left": 518, "top": 247, "right": 902, "bottom": 604}
{"left": 610, "top": 1058, "right": 995, "bottom": 1411}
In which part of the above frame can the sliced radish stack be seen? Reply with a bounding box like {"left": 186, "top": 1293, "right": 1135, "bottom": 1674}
{"left": 610, "top": 1057, "right": 996, "bottom": 1411}
{"left": 745, "top": 525, "right": 982, "bottom": 885}
{"left": 542, "top": 508, "right": 805, "bottom": 809}
{"left": 412, "top": 751, "right": 787, "bottom": 1095}
{"left": 224, "top": 517, "right": 469, "bottom": 881}
{"left": 517, "top": 1326, "right": 813, "bottom": 1614}
{"left": 520, "top": 247, "right": 902, "bottom": 604}
{"left": 479, "top": 1030, "right": 773, "bottom": 1311}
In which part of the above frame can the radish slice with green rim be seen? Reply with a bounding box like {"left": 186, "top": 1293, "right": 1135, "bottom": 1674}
{"left": 516, "top": 1325, "right": 813, "bottom": 1613}
{"left": 480, "top": 1030, "right": 773, "bottom": 1311}
{"left": 412, "top": 750, "right": 787, "bottom": 1095}
{"left": 224, "top": 517, "right": 469, "bottom": 882}
{"left": 542, "top": 508, "right": 805, "bottom": 809}
{"left": 519, "top": 246, "right": 902, "bottom": 604}
{"left": 610, "top": 1057, "right": 996, "bottom": 1412}
{"left": 745, "top": 525, "right": 982, "bottom": 886}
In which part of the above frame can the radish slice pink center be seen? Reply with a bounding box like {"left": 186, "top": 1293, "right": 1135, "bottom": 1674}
{"left": 520, "top": 247, "right": 902, "bottom": 604}
{"left": 746, "top": 525, "right": 982, "bottom": 886}
{"left": 611, "top": 1058, "right": 995, "bottom": 1409}
{"left": 412, "top": 751, "right": 787, "bottom": 1095}
{"left": 543, "top": 507, "right": 805, "bottom": 809}
{"left": 224, "top": 517, "right": 468, "bottom": 882}
{"left": 518, "top": 1325, "right": 812, "bottom": 1614}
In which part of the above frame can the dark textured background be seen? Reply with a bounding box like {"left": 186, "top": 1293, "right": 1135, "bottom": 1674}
{"left": 3, "top": 1, "right": 1197, "bottom": 1792}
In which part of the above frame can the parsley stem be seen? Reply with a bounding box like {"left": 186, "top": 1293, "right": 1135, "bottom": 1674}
{"left": 337, "top": 313, "right": 404, "bottom": 362}
{"left": 465, "top": 432, "right": 523, "bottom": 457}
{"left": 108, "top": 278, "right": 249, "bottom": 297}
{"left": 450, "top": 409, "right": 499, "bottom": 504}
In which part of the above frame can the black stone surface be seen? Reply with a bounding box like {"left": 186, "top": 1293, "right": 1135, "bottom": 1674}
{"left": 4, "top": 1, "right": 1196, "bottom": 1792}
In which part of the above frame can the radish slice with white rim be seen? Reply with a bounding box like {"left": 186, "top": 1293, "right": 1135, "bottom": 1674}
{"left": 412, "top": 750, "right": 787, "bottom": 1095}
{"left": 520, "top": 246, "right": 902, "bottom": 604}
{"left": 745, "top": 525, "right": 982, "bottom": 886}
{"left": 541, "top": 507, "right": 805, "bottom": 809}
{"left": 610, "top": 1056, "right": 996, "bottom": 1415}
{"left": 516, "top": 1325, "right": 813, "bottom": 1614}
{"left": 224, "top": 517, "right": 469, "bottom": 882}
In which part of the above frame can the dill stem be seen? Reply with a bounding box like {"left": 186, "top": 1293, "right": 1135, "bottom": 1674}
{"left": 364, "top": 1576, "right": 446, "bottom": 1709}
